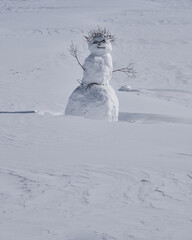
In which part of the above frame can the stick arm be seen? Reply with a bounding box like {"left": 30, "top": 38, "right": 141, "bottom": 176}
{"left": 69, "top": 41, "right": 85, "bottom": 71}
{"left": 113, "top": 63, "right": 136, "bottom": 78}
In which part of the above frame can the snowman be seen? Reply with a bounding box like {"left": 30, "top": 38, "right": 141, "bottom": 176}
{"left": 65, "top": 28, "right": 119, "bottom": 121}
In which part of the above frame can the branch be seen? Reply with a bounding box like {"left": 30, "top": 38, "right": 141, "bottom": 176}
{"left": 113, "top": 63, "right": 136, "bottom": 78}
{"left": 69, "top": 41, "right": 85, "bottom": 70}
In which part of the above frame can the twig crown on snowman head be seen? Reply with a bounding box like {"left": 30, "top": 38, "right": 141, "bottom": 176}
{"left": 85, "top": 27, "right": 115, "bottom": 44}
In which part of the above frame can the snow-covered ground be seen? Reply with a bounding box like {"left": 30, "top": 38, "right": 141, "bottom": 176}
{"left": 0, "top": 0, "right": 192, "bottom": 239}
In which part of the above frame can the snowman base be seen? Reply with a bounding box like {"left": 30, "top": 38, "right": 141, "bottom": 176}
{"left": 65, "top": 84, "right": 119, "bottom": 121}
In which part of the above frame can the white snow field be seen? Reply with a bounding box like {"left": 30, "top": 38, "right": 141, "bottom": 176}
{"left": 0, "top": 0, "right": 192, "bottom": 239}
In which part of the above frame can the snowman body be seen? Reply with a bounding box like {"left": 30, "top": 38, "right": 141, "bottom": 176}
{"left": 65, "top": 36, "right": 119, "bottom": 121}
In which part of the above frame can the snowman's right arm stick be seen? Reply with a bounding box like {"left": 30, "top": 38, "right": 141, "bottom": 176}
{"left": 69, "top": 41, "right": 85, "bottom": 71}
{"left": 113, "top": 63, "right": 136, "bottom": 78}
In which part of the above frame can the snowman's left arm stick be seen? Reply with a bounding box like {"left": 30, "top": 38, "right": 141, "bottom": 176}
{"left": 113, "top": 63, "right": 136, "bottom": 78}
{"left": 69, "top": 41, "right": 85, "bottom": 71}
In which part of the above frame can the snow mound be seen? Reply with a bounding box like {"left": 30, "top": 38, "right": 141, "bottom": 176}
{"left": 119, "top": 85, "right": 140, "bottom": 92}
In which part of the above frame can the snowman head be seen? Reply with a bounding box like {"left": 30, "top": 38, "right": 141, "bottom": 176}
{"left": 85, "top": 27, "right": 115, "bottom": 56}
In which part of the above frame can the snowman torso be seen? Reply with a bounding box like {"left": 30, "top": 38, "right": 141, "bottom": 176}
{"left": 82, "top": 53, "right": 113, "bottom": 86}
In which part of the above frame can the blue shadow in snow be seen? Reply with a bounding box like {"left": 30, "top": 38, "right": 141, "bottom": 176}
{"left": 119, "top": 112, "right": 192, "bottom": 125}
{"left": 0, "top": 111, "right": 36, "bottom": 114}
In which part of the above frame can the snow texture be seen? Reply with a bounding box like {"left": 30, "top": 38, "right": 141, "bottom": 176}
{"left": 65, "top": 35, "right": 119, "bottom": 121}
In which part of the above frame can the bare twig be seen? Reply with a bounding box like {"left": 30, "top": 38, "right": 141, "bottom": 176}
{"left": 69, "top": 41, "right": 85, "bottom": 70}
{"left": 113, "top": 63, "right": 136, "bottom": 78}
{"left": 85, "top": 27, "right": 115, "bottom": 43}
{"left": 86, "top": 82, "right": 104, "bottom": 90}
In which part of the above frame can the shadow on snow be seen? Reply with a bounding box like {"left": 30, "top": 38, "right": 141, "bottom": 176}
{"left": 119, "top": 112, "right": 192, "bottom": 125}
{"left": 0, "top": 111, "right": 36, "bottom": 114}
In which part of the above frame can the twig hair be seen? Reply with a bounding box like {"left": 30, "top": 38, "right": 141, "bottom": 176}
{"left": 84, "top": 27, "right": 115, "bottom": 43}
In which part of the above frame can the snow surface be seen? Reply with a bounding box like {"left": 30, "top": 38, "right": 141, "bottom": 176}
{"left": 0, "top": 0, "right": 192, "bottom": 239}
